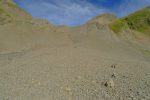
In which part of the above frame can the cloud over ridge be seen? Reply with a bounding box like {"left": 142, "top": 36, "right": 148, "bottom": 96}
{"left": 14, "top": 0, "right": 150, "bottom": 26}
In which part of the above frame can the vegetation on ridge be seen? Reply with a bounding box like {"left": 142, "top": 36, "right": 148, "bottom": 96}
{"left": 0, "top": 0, "right": 29, "bottom": 17}
{"left": 5, "top": 0, "right": 29, "bottom": 15}
{"left": 109, "top": 6, "right": 150, "bottom": 35}
{"left": 0, "top": 0, "right": 10, "bottom": 16}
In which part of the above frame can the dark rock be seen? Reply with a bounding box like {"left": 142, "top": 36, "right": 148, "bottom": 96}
{"left": 147, "top": 18, "right": 150, "bottom": 25}
{"left": 111, "top": 73, "right": 116, "bottom": 78}
{"left": 111, "top": 64, "right": 116, "bottom": 68}
{"left": 104, "top": 79, "right": 115, "bottom": 88}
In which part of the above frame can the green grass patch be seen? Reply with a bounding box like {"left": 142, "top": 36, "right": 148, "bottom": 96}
{"left": 109, "top": 6, "right": 150, "bottom": 35}
{"left": 109, "top": 19, "right": 127, "bottom": 33}
{"left": 142, "top": 49, "right": 150, "bottom": 57}
{"left": 0, "top": 7, "right": 10, "bottom": 17}
{"left": 0, "top": 0, "right": 8, "bottom": 16}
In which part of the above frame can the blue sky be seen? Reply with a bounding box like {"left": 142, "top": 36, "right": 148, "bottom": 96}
{"left": 14, "top": 0, "right": 150, "bottom": 26}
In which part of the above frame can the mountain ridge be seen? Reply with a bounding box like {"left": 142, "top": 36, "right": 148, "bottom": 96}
{"left": 87, "top": 13, "right": 117, "bottom": 25}
{"left": 0, "top": 0, "right": 30, "bottom": 18}
{"left": 109, "top": 6, "right": 150, "bottom": 36}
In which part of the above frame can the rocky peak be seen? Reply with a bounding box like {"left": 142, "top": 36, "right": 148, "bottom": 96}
{"left": 87, "top": 13, "right": 117, "bottom": 25}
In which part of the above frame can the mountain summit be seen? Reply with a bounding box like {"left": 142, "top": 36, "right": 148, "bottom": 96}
{"left": 88, "top": 13, "right": 117, "bottom": 24}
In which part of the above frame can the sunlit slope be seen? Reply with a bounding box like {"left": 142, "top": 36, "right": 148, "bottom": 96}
{"left": 0, "top": 1, "right": 149, "bottom": 62}
{"left": 110, "top": 6, "right": 150, "bottom": 36}
{"left": 0, "top": 0, "right": 69, "bottom": 53}
{"left": 0, "top": 0, "right": 31, "bottom": 20}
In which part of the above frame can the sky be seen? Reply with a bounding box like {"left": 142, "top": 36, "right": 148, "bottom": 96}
{"left": 14, "top": 0, "right": 150, "bottom": 26}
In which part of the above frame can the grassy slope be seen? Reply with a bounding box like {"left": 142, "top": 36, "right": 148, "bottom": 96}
{"left": 0, "top": 0, "right": 10, "bottom": 16}
{"left": 109, "top": 7, "right": 150, "bottom": 35}
{"left": 0, "top": 0, "right": 29, "bottom": 17}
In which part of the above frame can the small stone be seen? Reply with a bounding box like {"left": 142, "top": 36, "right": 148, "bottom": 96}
{"left": 65, "top": 87, "right": 71, "bottom": 92}
{"left": 111, "top": 64, "right": 116, "bottom": 68}
{"left": 143, "top": 95, "right": 150, "bottom": 99}
{"left": 129, "top": 94, "right": 135, "bottom": 100}
{"left": 77, "top": 76, "right": 82, "bottom": 79}
{"left": 92, "top": 80, "right": 96, "bottom": 83}
{"left": 104, "top": 82, "right": 108, "bottom": 87}
{"left": 137, "top": 90, "right": 144, "bottom": 96}
{"left": 111, "top": 73, "right": 116, "bottom": 78}
{"left": 104, "top": 79, "right": 115, "bottom": 88}
{"left": 104, "top": 93, "right": 110, "bottom": 99}
{"left": 129, "top": 89, "right": 132, "bottom": 91}
{"left": 130, "top": 94, "right": 134, "bottom": 98}
{"left": 119, "top": 97, "right": 124, "bottom": 100}
{"left": 137, "top": 91, "right": 140, "bottom": 95}
{"left": 109, "top": 79, "right": 115, "bottom": 88}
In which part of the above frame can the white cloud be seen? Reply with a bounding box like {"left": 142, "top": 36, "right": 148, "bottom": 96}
{"left": 19, "top": 0, "right": 107, "bottom": 26}
{"left": 14, "top": 0, "right": 150, "bottom": 26}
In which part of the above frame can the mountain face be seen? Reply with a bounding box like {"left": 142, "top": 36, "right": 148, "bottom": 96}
{"left": 88, "top": 13, "right": 117, "bottom": 24}
{"left": 0, "top": 1, "right": 150, "bottom": 100}
{"left": 0, "top": 0, "right": 31, "bottom": 20}
{"left": 110, "top": 6, "right": 150, "bottom": 36}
